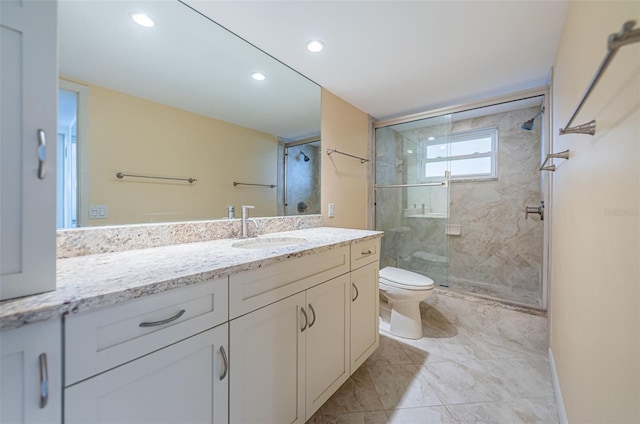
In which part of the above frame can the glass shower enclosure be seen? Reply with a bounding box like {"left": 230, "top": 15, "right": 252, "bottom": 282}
{"left": 375, "top": 114, "right": 451, "bottom": 288}
{"left": 374, "top": 97, "right": 546, "bottom": 308}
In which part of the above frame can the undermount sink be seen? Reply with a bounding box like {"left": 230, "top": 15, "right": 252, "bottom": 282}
{"left": 232, "top": 237, "right": 307, "bottom": 249}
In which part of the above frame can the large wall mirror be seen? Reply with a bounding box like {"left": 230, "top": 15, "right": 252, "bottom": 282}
{"left": 57, "top": 0, "right": 321, "bottom": 228}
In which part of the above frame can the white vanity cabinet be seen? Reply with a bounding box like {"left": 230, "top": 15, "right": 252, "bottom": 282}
{"left": 1, "top": 0, "right": 57, "bottom": 300}
{"left": 349, "top": 238, "right": 381, "bottom": 372}
{"left": 64, "top": 278, "right": 229, "bottom": 424}
{"left": 229, "top": 240, "right": 380, "bottom": 423}
{"left": 65, "top": 324, "right": 228, "bottom": 424}
{"left": 0, "top": 320, "right": 62, "bottom": 424}
{"left": 350, "top": 262, "right": 380, "bottom": 371}
{"left": 229, "top": 274, "right": 351, "bottom": 423}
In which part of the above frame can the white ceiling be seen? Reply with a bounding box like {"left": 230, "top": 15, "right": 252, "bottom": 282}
{"left": 185, "top": 0, "right": 569, "bottom": 121}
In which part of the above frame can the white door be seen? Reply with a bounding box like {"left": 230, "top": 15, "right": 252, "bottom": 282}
{"left": 230, "top": 292, "right": 305, "bottom": 424}
{"left": 65, "top": 324, "right": 228, "bottom": 424}
{"left": 0, "top": 320, "right": 62, "bottom": 424}
{"left": 350, "top": 262, "right": 380, "bottom": 371}
{"left": 1, "top": 0, "right": 57, "bottom": 300}
{"left": 305, "top": 274, "right": 350, "bottom": 419}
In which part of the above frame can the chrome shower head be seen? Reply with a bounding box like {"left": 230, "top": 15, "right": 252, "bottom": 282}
{"left": 521, "top": 107, "right": 545, "bottom": 131}
{"left": 300, "top": 150, "right": 310, "bottom": 162}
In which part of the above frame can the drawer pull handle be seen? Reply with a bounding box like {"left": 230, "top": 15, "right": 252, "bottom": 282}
{"left": 139, "top": 309, "right": 186, "bottom": 327}
{"left": 361, "top": 249, "right": 372, "bottom": 255}
{"left": 308, "top": 304, "right": 316, "bottom": 328}
{"left": 38, "top": 353, "right": 48, "bottom": 408}
{"left": 352, "top": 283, "right": 359, "bottom": 302}
{"left": 300, "top": 307, "right": 309, "bottom": 332}
{"left": 37, "top": 129, "right": 46, "bottom": 180}
{"left": 219, "top": 346, "right": 228, "bottom": 381}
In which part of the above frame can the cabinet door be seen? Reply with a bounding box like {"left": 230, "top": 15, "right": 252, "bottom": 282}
{"left": 65, "top": 324, "right": 229, "bottom": 424}
{"left": 350, "top": 262, "right": 380, "bottom": 372}
{"left": 0, "top": 320, "right": 62, "bottom": 424}
{"left": 305, "top": 274, "right": 350, "bottom": 419}
{"left": 1, "top": 0, "right": 57, "bottom": 300}
{"left": 230, "top": 292, "right": 305, "bottom": 424}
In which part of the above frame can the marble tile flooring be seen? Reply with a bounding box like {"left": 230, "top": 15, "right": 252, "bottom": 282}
{"left": 311, "top": 291, "right": 559, "bottom": 424}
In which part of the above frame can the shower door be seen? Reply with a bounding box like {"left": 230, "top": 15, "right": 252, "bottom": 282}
{"left": 374, "top": 115, "right": 451, "bottom": 287}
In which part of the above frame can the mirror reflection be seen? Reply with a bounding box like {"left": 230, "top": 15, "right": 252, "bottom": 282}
{"left": 57, "top": 0, "right": 321, "bottom": 228}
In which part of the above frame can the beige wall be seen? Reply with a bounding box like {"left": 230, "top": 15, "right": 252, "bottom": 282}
{"left": 321, "top": 89, "right": 370, "bottom": 229}
{"left": 67, "top": 81, "right": 278, "bottom": 225}
{"left": 550, "top": 2, "right": 639, "bottom": 422}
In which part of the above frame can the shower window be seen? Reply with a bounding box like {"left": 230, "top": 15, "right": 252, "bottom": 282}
{"left": 419, "top": 126, "right": 497, "bottom": 181}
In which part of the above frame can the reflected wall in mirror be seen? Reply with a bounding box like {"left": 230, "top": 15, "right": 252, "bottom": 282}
{"left": 57, "top": 0, "right": 321, "bottom": 228}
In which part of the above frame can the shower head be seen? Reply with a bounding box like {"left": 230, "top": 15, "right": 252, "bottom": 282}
{"left": 521, "top": 107, "right": 545, "bottom": 131}
{"left": 299, "top": 150, "right": 310, "bottom": 162}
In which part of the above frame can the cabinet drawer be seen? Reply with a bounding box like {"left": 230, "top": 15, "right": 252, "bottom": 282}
{"left": 351, "top": 238, "right": 380, "bottom": 270}
{"left": 65, "top": 277, "right": 227, "bottom": 385}
{"left": 229, "top": 245, "right": 350, "bottom": 319}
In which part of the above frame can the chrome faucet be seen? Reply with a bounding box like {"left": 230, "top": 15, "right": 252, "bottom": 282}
{"left": 241, "top": 205, "right": 259, "bottom": 238}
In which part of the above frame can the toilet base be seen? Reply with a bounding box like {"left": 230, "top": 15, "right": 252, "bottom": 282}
{"left": 389, "top": 301, "right": 423, "bottom": 339}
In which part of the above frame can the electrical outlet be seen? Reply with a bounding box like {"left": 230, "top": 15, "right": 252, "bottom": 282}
{"left": 328, "top": 203, "right": 335, "bottom": 218}
{"left": 90, "top": 205, "right": 108, "bottom": 219}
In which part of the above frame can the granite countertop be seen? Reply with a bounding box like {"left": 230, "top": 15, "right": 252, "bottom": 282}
{"left": 0, "top": 227, "right": 383, "bottom": 330}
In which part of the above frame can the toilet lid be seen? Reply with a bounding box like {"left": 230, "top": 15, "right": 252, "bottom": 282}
{"left": 379, "top": 266, "right": 434, "bottom": 290}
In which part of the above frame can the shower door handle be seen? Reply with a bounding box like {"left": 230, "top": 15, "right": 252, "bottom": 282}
{"left": 525, "top": 201, "right": 544, "bottom": 221}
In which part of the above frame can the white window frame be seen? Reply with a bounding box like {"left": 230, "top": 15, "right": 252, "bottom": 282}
{"left": 418, "top": 126, "right": 498, "bottom": 182}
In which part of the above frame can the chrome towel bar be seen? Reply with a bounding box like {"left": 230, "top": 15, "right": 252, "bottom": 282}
{"left": 233, "top": 182, "right": 276, "bottom": 188}
{"left": 116, "top": 172, "right": 197, "bottom": 183}
{"left": 375, "top": 181, "right": 448, "bottom": 189}
{"left": 560, "top": 20, "right": 640, "bottom": 136}
{"left": 326, "top": 148, "right": 369, "bottom": 163}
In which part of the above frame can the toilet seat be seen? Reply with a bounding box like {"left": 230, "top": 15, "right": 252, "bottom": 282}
{"left": 379, "top": 266, "right": 434, "bottom": 291}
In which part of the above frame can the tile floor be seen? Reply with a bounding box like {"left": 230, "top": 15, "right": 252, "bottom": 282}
{"left": 310, "top": 290, "right": 559, "bottom": 424}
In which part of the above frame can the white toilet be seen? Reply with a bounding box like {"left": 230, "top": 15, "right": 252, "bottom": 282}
{"left": 379, "top": 266, "right": 434, "bottom": 339}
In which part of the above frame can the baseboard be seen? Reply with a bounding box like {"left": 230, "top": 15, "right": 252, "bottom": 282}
{"left": 548, "top": 347, "right": 569, "bottom": 424}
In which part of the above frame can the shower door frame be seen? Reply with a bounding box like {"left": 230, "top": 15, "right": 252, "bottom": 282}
{"left": 371, "top": 85, "right": 551, "bottom": 310}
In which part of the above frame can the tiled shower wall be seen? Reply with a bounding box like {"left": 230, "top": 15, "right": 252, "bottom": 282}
{"left": 376, "top": 106, "right": 544, "bottom": 307}
{"left": 448, "top": 106, "right": 543, "bottom": 306}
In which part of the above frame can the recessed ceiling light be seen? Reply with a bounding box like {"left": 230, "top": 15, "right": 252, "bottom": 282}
{"left": 251, "top": 72, "right": 266, "bottom": 81}
{"left": 130, "top": 11, "right": 155, "bottom": 28}
{"left": 306, "top": 40, "right": 325, "bottom": 53}
{"left": 406, "top": 150, "right": 413, "bottom": 154}
{"left": 428, "top": 136, "right": 436, "bottom": 141}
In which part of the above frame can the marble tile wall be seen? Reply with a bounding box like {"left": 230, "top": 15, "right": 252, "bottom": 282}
{"left": 375, "top": 106, "right": 544, "bottom": 307}
{"left": 56, "top": 214, "right": 323, "bottom": 258}
{"left": 447, "top": 107, "right": 543, "bottom": 306}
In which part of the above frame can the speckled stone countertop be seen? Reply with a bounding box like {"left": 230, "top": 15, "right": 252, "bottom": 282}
{"left": 0, "top": 227, "right": 383, "bottom": 330}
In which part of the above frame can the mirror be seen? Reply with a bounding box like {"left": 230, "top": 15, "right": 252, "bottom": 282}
{"left": 57, "top": 0, "right": 321, "bottom": 228}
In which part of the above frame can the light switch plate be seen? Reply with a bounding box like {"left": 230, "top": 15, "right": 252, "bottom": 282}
{"left": 328, "top": 203, "right": 335, "bottom": 218}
